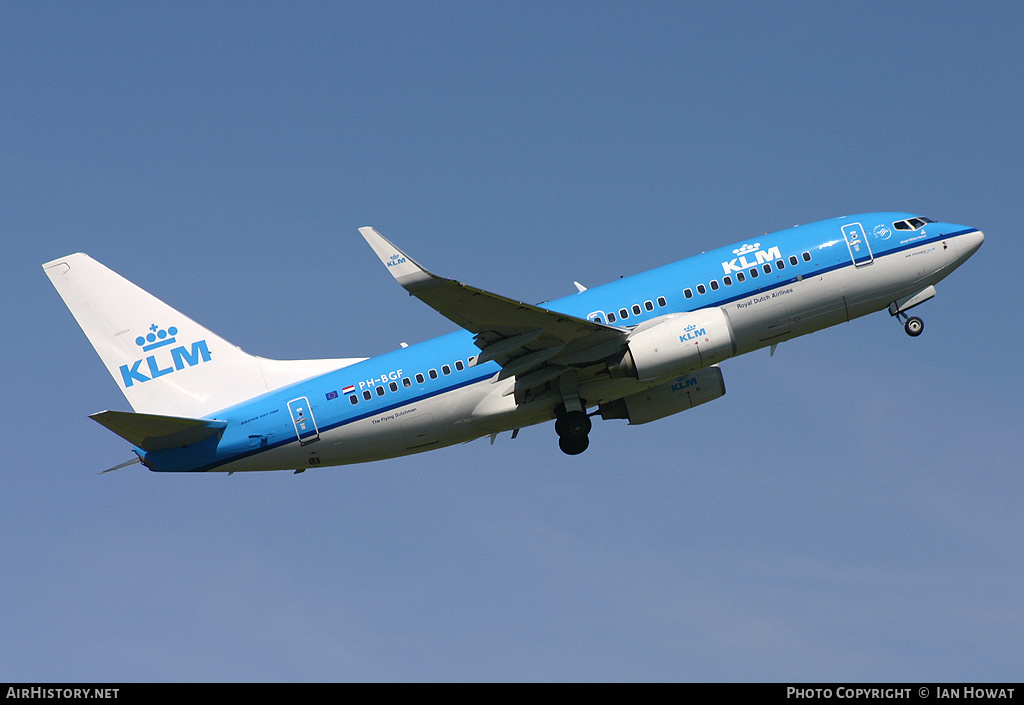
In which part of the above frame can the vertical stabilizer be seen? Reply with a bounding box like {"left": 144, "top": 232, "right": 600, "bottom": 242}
{"left": 44, "top": 254, "right": 363, "bottom": 418}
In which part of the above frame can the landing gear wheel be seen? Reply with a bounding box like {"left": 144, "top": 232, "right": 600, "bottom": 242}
{"left": 904, "top": 316, "right": 924, "bottom": 337}
{"left": 559, "top": 435, "right": 590, "bottom": 455}
{"left": 554, "top": 405, "right": 592, "bottom": 455}
{"left": 555, "top": 410, "right": 592, "bottom": 439}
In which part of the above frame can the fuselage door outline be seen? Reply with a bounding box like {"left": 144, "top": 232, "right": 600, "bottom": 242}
{"left": 287, "top": 396, "right": 320, "bottom": 445}
{"left": 842, "top": 222, "right": 874, "bottom": 267}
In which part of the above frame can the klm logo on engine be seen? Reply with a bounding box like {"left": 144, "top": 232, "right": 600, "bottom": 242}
{"left": 671, "top": 376, "right": 697, "bottom": 392}
{"left": 119, "top": 324, "right": 212, "bottom": 388}
{"left": 679, "top": 323, "right": 705, "bottom": 342}
{"left": 721, "top": 242, "right": 782, "bottom": 274}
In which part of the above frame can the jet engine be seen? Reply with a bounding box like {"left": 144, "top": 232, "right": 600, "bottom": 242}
{"left": 599, "top": 365, "right": 726, "bottom": 425}
{"left": 612, "top": 308, "right": 736, "bottom": 382}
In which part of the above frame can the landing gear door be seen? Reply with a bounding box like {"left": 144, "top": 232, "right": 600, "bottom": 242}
{"left": 842, "top": 222, "right": 873, "bottom": 266}
{"left": 287, "top": 397, "right": 320, "bottom": 445}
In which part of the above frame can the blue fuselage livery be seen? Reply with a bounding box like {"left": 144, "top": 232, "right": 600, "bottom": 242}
{"left": 44, "top": 212, "right": 983, "bottom": 473}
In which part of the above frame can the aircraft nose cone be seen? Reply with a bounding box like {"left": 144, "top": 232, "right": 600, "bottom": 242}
{"left": 956, "top": 229, "right": 984, "bottom": 259}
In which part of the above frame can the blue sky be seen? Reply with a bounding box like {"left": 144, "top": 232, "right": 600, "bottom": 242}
{"left": 3, "top": 1, "right": 1022, "bottom": 681}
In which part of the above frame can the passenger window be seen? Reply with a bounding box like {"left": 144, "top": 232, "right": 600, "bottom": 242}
{"left": 389, "top": 381, "right": 398, "bottom": 392}
{"left": 763, "top": 263, "right": 771, "bottom": 274}
{"left": 619, "top": 308, "right": 629, "bottom": 319}
{"left": 415, "top": 373, "right": 425, "bottom": 384}
{"left": 403, "top": 377, "right": 412, "bottom": 387}
{"left": 644, "top": 300, "right": 654, "bottom": 311}
{"left": 428, "top": 369, "right": 438, "bottom": 380}
{"left": 683, "top": 288, "right": 693, "bottom": 299}
{"left": 588, "top": 313, "right": 604, "bottom": 324}
{"left": 789, "top": 255, "right": 798, "bottom": 266}
{"left": 696, "top": 284, "right": 706, "bottom": 295}
{"left": 802, "top": 251, "right": 811, "bottom": 262}
{"left": 737, "top": 271, "right": 746, "bottom": 283}
{"left": 723, "top": 276, "right": 733, "bottom": 286}
{"left": 375, "top": 386, "right": 385, "bottom": 397}
{"left": 776, "top": 259, "right": 785, "bottom": 270}
{"left": 455, "top": 360, "right": 464, "bottom": 371}
{"left": 363, "top": 390, "right": 372, "bottom": 401}
{"left": 349, "top": 395, "right": 358, "bottom": 405}
{"left": 442, "top": 365, "right": 451, "bottom": 375}
{"left": 710, "top": 280, "right": 719, "bottom": 291}
{"left": 749, "top": 268, "right": 759, "bottom": 278}
{"left": 607, "top": 311, "right": 616, "bottom": 322}
{"left": 657, "top": 296, "right": 667, "bottom": 307}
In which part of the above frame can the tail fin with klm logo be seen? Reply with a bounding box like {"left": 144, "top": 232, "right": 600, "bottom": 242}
{"left": 43, "top": 253, "right": 365, "bottom": 419}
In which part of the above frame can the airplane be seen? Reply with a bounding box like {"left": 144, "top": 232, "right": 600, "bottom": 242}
{"left": 44, "top": 212, "right": 983, "bottom": 473}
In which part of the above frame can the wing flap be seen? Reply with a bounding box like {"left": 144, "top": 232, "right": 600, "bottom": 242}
{"left": 473, "top": 329, "right": 545, "bottom": 366}
{"left": 90, "top": 410, "right": 227, "bottom": 452}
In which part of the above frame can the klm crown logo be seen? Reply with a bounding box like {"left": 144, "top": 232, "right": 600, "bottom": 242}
{"left": 119, "top": 322, "right": 212, "bottom": 388}
{"left": 136, "top": 324, "right": 178, "bottom": 351}
{"left": 679, "top": 323, "right": 706, "bottom": 342}
{"left": 722, "top": 241, "right": 782, "bottom": 275}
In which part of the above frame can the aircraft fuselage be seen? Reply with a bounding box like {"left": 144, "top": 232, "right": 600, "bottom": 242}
{"left": 136, "top": 212, "right": 981, "bottom": 472}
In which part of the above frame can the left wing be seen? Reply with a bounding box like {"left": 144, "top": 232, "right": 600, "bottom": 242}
{"left": 359, "top": 227, "right": 627, "bottom": 390}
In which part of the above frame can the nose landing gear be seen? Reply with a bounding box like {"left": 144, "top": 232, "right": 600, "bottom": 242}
{"left": 894, "top": 310, "right": 924, "bottom": 337}
{"left": 889, "top": 287, "right": 935, "bottom": 338}
{"left": 903, "top": 315, "right": 924, "bottom": 337}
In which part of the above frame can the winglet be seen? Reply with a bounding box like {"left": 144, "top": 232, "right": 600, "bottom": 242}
{"left": 359, "top": 227, "right": 436, "bottom": 292}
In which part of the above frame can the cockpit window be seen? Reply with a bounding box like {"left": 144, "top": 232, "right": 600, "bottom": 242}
{"left": 893, "top": 217, "right": 934, "bottom": 231}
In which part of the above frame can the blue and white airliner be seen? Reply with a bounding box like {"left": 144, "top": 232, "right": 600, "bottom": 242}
{"left": 44, "top": 213, "right": 983, "bottom": 473}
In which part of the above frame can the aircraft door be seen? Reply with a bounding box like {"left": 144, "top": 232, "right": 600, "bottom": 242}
{"left": 287, "top": 397, "right": 320, "bottom": 445}
{"left": 841, "top": 222, "right": 874, "bottom": 266}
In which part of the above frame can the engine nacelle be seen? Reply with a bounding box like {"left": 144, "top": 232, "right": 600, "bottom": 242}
{"left": 616, "top": 308, "right": 735, "bottom": 382}
{"left": 599, "top": 365, "right": 726, "bottom": 425}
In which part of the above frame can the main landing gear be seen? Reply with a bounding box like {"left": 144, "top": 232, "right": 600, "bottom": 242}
{"left": 554, "top": 405, "right": 592, "bottom": 455}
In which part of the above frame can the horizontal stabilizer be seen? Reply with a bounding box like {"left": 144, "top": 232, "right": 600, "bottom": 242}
{"left": 90, "top": 410, "right": 227, "bottom": 452}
